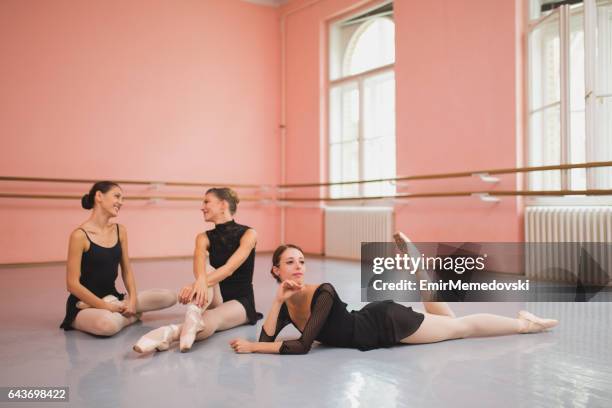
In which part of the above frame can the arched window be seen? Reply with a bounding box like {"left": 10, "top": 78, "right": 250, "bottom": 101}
{"left": 344, "top": 17, "right": 395, "bottom": 76}
{"left": 329, "top": 6, "right": 396, "bottom": 198}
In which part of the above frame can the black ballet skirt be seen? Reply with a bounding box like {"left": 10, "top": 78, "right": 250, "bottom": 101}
{"left": 206, "top": 220, "right": 262, "bottom": 324}
{"left": 60, "top": 225, "right": 125, "bottom": 330}
{"left": 259, "top": 283, "right": 424, "bottom": 354}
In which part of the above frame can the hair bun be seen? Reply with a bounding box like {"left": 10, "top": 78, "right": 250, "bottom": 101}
{"left": 81, "top": 193, "right": 93, "bottom": 210}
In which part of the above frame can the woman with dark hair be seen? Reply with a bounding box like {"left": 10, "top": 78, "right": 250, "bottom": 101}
{"left": 133, "top": 187, "right": 261, "bottom": 353}
{"left": 60, "top": 181, "right": 177, "bottom": 335}
{"left": 229, "top": 239, "right": 558, "bottom": 355}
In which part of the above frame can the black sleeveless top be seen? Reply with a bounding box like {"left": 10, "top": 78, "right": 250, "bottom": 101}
{"left": 60, "top": 224, "right": 124, "bottom": 330}
{"left": 206, "top": 220, "right": 261, "bottom": 324}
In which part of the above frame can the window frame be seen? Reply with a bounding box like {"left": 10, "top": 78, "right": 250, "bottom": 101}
{"left": 525, "top": 0, "right": 612, "bottom": 206}
{"left": 327, "top": 3, "right": 396, "bottom": 200}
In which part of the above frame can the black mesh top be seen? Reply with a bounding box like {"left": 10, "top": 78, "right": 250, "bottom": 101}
{"left": 258, "top": 283, "right": 355, "bottom": 354}
{"left": 206, "top": 220, "right": 255, "bottom": 288}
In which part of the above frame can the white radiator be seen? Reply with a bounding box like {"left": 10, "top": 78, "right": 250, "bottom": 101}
{"left": 525, "top": 206, "right": 612, "bottom": 283}
{"left": 324, "top": 207, "right": 394, "bottom": 259}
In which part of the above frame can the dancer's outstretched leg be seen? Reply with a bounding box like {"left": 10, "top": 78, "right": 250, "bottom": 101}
{"left": 420, "top": 302, "right": 456, "bottom": 318}
{"left": 193, "top": 300, "right": 248, "bottom": 342}
{"left": 401, "top": 311, "right": 558, "bottom": 344}
{"left": 133, "top": 289, "right": 177, "bottom": 313}
{"left": 393, "top": 231, "right": 436, "bottom": 302}
{"left": 394, "top": 231, "right": 456, "bottom": 317}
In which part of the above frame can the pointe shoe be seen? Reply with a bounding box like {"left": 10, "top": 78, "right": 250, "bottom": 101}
{"left": 77, "top": 295, "right": 121, "bottom": 310}
{"left": 393, "top": 231, "right": 410, "bottom": 254}
{"left": 180, "top": 304, "right": 205, "bottom": 352}
{"left": 133, "top": 324, "right": 180, "bottom": 353}
{"left": 393, "top": 231, "right": 436, "bottom": 302}
{"left": 393, "top": 231, "right": 423, "bottom": 260}
{"left": 518, "top": 310, "right": 559, "bottom": 334}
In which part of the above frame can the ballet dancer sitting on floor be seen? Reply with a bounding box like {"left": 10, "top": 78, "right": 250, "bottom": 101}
{"left": 134, "top": 187, "right": 262, "bottom": 353}
{"left": 60, "top": 181, "right": 177, "bottom": 336}
{"left": 229, "top": 238, "right": 558, "bottom": 355}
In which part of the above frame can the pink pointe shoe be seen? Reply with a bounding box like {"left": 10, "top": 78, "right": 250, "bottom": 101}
{"left": 179, "top": 304, "right": 205, "bottom": 352}
{"left": 518, "top": 310, "right": 559, "bottom": 333}
{"left": 133, "top": 324, "right": 180, "bottom": 353}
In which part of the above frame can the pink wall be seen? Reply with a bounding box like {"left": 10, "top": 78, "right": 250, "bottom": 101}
{"left": 0, "top": 0, "right": 281, "bottom": 264}
{"left": 280, "top": 0, "right": 523, "bottom": 253}
{"left": 0, "top": 0, "right": 525, "bottom": 264}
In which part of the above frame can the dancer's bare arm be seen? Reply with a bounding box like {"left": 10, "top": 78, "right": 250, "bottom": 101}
{"left": 231, "top": 280, "right": 303, "bottom": 354}
{"left": 118, "top": 225, "right": 138, "bottom": 316}
{"left": 178, "top": 233, "right": 211, "bottom": 306}
{"left": 230, "top": 339, "right": 282, "bottom": 354}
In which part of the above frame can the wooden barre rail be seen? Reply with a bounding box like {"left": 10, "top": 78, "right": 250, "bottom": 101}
{"left": 1, "top": 161, "right": 611, "bottom": 190}
{"left": 2, "top": 190, "right": 611, "bottom": 202}
{"left": 0, "top": 176, "right": 265, "bottom": 189}
{"left": 280, "top": 161, "right": 612, "bottom": 188}
{"left": 0, "top": 193, "right": 263, "bottom": 202}
{"left": 279, "top": 189, "right": 612, "bottom": 201}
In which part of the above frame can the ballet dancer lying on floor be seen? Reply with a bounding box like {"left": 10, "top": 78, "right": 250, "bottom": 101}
{"left": 133, "top": 187, "right": 262, "bottom": 353}
{"left": 60, "top": 181, "right": 176, "bottom": 336}
{"left": 229, "top": 239, "right": 558, "bottom": 355}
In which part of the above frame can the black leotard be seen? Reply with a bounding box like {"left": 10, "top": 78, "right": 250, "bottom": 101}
{"left": 60, "top": 225, "right": 124, "bottom": 330}
{"left": 206, "top": 220, "right": 262, "bottom": 324}
{"left": 259, "top": 283, "right": 424, "bottom": 353}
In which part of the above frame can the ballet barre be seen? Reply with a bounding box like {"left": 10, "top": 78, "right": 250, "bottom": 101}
{"left": 278, "top": 160, "right": 612, "bottom": 188}
{"left": 1, "top": 161, "right": 610, "bottom": 203}
{"left": 0, "top": 176, "right": 268, "bottom": 190}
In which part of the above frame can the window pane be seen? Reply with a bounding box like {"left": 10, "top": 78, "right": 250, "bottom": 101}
{"left": 329, "top": 144, "right": 341, "bottom": 198}
{"left": 529, "top": 15, "right": 561, "bottom": 110}
{"left": 341, "top": 141, "right": 359, "bottom": 197}
{"left": 363, "top": 138, "right": 396, "bottom": 196}
{"left": 593, "top": 1, "right": 612, "bottom": 187}
{"left": 330, "top": 83, "right": 359, "bottom": 144}
{"left": 596, "top": 0, "right": 612, "bottom": 94}
{"left": 345, "top": 18, "right": 395, "bottom": 76}
{"left": 592, "top": 96, "right": 612, "bottom": 188}
{"left": 570, "top": 111, "right": 587, "bottom": 190}
{"left": 529, "top": 0, "right": 558, "bottom": 21}
{"left": 570, "top": 9, "right": 586, "bottom": 190}
{"left": 364, "top": 71, "right": 395, "bottom": 140}
{"left": 363, "top": 71, "right": 395, "bottom": 197}
{"left": 329, "top": 87, "right": 342, "bottom": 144}
{"left": 529, "top": 106, "right": 562, "bottom": 190}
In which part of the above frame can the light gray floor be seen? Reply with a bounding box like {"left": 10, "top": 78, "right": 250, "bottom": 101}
{"left": 1, "top": 255, "right": 611, "bottom": 408}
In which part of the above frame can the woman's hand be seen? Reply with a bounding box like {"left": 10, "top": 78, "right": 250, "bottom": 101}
{"left": 275, "top": 280, "right": 304, "bottom": 303}
{"left": 122, "top": 298, "right": 137, "bottom": 317}
{"left": 192, "top": 277, "right": 208, "bottom": 307}
{"left": 178, "top": 283, "right": 195, "bottom": 304}
{"left": 178, "top": 279, "right": 208, "bottom": 307}
{"left": 230, "top": 338, "right": 255, "bottom": 354}
{"left": 106, "top": 301, "right": 126, "bottom": 314}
